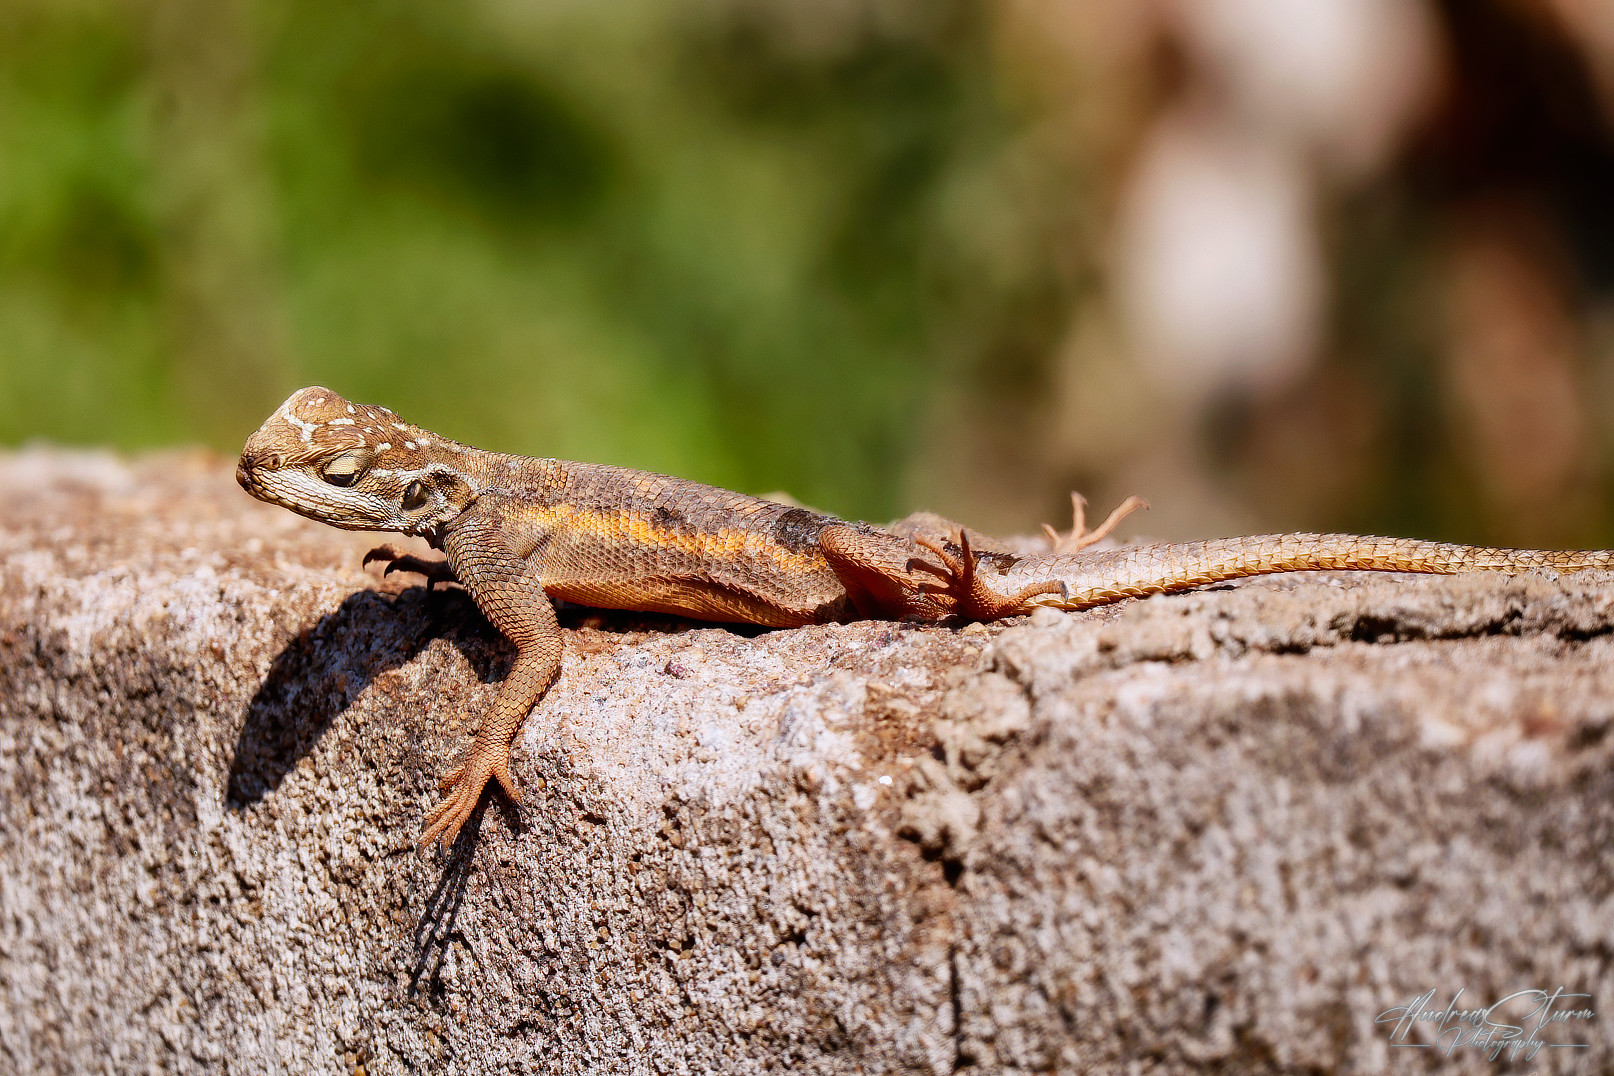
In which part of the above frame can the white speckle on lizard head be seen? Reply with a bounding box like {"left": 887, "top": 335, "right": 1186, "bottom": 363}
{"left": 329, "top": 417, "right": 355, "bottom": 426}
{"left": 346, "top": 404, "right": 355, "bottom": 414}
{"left": 404, "top": 441, "right": 417, "bottom": 450}
{"left": 283, "top": 412, "right": 318, "bottom": 443}
{"left": 377, "top": 442, "right": 391, "bottom": 451}
{"left": 393, "top": 423, "right": 408, "bottom": 431}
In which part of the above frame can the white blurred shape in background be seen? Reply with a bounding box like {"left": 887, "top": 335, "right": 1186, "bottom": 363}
{"left": 1178, "top": 0, "right": 1437, "bottom": 170}
{"left": 1116, "top": 0, "right": 1437, "bottom": 403}
{"left": 1117, "top": 113, "right": 1319, "bottom": 401}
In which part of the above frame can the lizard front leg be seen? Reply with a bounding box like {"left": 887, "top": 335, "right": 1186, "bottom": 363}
{"left": 421, "top": 513, "right": 562, "bottom": 849}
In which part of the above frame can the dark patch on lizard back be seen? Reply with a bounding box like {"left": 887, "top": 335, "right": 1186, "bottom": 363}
{"left": 651, "top": 503, "right": 687, "bottom": 530}
{"left": 772, "top": 506, "right": 832, "bottom": 554}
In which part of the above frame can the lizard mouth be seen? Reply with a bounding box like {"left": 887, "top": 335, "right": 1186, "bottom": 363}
{"left": 236, "top": 452, "right": 286, "bottom": 499}
{"left": 235, "top": 460, "right": 290, "bottom": 510}
{"left": 235, "top": 461, "right": 282, "bottom": 506}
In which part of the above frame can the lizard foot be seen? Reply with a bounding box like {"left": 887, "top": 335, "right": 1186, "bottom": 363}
{"left": 364, "top": 545, "right": 458, "bottom": 591}
{"left": 909, "top": 529, "right": 1065, "bottom": 620}
{"left": 419, "top": 748, "right": 522, "bottom": 851}
{"left": 1041, "top": 493, "right": 1149, "bottom": 554}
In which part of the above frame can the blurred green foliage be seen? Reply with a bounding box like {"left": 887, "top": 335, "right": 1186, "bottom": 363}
{"left": 0, "top": 0, "right": 1065, "bottom": 521}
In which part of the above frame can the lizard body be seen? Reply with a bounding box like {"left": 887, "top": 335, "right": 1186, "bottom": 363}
{"left": 237, "top": 387, "right": 1614, "bottom": 847}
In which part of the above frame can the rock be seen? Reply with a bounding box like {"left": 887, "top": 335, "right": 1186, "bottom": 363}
{"left": 1, "top": 447, "right": 1610, "bottom": 1074}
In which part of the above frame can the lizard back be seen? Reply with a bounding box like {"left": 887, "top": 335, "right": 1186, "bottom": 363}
{"left": 486, "top": 459, "right": 858, "bottom": 627}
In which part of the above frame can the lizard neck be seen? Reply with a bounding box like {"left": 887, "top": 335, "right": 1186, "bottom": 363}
{"left": 449, "top": 449, "right": 563, "bottom": 497}
{"left": 416, "top": 448, "right": 564, "bottom": 540}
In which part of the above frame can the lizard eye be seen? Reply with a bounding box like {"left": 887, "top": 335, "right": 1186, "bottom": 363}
{"left": 321, "top": 453, "right": 368, "bottom": 487}
{"left": 401, "top": 480, "right": 428, "bottom": 511}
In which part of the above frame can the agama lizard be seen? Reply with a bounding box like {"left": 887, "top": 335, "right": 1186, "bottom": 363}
{"left": 237, "top": 387, "right": 1614, "bottom": 848}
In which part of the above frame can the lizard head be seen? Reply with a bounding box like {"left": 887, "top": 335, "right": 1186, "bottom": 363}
{"left": 237, "top": 386, "right": 477, "bottom": 538}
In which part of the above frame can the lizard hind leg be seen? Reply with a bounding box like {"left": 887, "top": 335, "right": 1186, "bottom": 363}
{"left": 1042, "top": 493, "right": 1149, "bottom": 554}
{"left": 911, "top": 530, "right": 1066, "bottom": 620}
{"left": 821, "top": 522, "right": 1061, "bottom": 622}
{"left": 818, "top": 523, "right": 951, "bottom": 620}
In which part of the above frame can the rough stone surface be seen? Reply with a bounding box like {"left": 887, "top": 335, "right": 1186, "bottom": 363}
{"left": 1, "top": 447, "right": 1611, "bottom": 1075}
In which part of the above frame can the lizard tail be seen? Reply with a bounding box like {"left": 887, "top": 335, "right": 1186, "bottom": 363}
{"left": 1005, "top": 533, "right": 1614, "bottom": 611}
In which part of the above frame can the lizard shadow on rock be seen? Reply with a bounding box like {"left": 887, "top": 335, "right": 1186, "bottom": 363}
{"left": 409, "top": 799, "right": 489, "bottom": 998}
{"left": 226, "top": 582, "right": 761, "bottom": 812}
{"left": 227, "top": 584, "right": 493, "bottom": 809}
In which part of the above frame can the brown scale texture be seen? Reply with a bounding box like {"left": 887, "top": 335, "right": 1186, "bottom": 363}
{"left": 510, "top": 461, "right": 858, "bottom": 627}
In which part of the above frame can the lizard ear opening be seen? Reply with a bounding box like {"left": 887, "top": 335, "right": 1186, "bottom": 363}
{"left": 321, "top": 452, "right": 370, "bottom": 487}
{"left": 427, "top": 470, "right": 475, "bottom": 517}
{"left": 401, "top": 480, "right": 428, "bottom": 511}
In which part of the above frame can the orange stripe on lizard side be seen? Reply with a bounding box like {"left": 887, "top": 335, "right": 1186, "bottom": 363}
{"left": 539, "top": 504, "right": 826, "bottom": 574}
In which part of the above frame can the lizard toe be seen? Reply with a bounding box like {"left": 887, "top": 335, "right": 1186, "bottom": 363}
{"left": 420, "top": 771, "right": 487, "bottom": 850}
{"left": 419, "top": 796, "right": 467, "bottom": 851}
{"left": 493, "top": 762, "right": 522, "bottom": 807}
{"left": 438, "top": 761, "right": 467, "bottom": 795}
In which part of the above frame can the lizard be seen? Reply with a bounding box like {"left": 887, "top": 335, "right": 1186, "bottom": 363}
{"left": 237, "top": 386, "right": 1614, "bottom": 849}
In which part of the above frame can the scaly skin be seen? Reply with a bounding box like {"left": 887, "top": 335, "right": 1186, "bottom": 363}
{"left": 237, "top": 387, "right": 1614, "bottom": 848}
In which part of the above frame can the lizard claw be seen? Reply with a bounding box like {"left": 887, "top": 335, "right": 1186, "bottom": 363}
{"left": 363, "top": 544, "right": 403, "bottom": 569}
{"left": 905, "top": 536, "right": 959, "bottom": 582}
{"left": 364, "top": 545, "right": 457, "bottom": 591}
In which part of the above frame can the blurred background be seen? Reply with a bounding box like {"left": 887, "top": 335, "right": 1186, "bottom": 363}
{"left": 5, "top": 0, "right": 1614, "bottom": 546}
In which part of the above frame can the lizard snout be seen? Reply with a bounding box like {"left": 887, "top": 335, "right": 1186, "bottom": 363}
{"left": 236, "top": 451, "right": 283, "bottom": 492}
